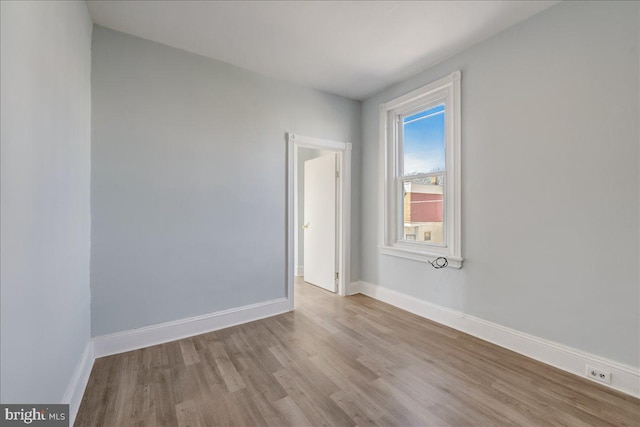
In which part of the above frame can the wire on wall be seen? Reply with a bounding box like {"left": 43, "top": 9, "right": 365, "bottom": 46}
{"left": 429, "top": 257, "right": 448, "bottom": 269}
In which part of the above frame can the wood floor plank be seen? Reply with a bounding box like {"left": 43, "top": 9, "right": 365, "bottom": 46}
{"left": 236, "top": 354, "right": 288, "bottom": 403}
{"left": 272, "top": 395, "right": 313, "bottom": 426}
{"left": 175, "top": 399, "right": 205, "bottom": 427}
{"left": 153, "top": 368, "right": 179, "bottom": 427}
{"left": 76, "top": 278, "right": 640, "bottom": 426}
{"left": 330, "top": 387, "right": 387, "bottom": 426}
{"left": 209, "top": 341, "right": 246, "bottom": 393}
{"left": 179, "top": 338, "right": 201, "bottom": 367}
{"left": 272, "top": 367, "right": 355, "bottom": 427}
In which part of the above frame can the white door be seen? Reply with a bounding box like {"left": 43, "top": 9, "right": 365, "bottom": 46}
{"left": 303, "top": 154, "right": 337, "bottom": 292}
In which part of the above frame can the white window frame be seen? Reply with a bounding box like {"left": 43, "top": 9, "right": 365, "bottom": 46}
{"left": 379, "top": 70, "right": 463, "bottom": 268}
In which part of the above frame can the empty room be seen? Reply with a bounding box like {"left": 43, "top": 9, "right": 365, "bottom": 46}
{"left": 1, "top": 1, "right": 639, "bottom": 426}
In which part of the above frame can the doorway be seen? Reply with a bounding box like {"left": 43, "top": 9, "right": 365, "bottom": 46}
{"left": 286, "top": 133, "right": 352, "bottom": 310}
{"left": 302, "top": 151, "right": 336, "bottom": 292}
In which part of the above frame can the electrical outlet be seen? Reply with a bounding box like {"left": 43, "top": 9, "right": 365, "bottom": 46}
{"left": 586, "top": 365, "right": 611, "bottom": 384}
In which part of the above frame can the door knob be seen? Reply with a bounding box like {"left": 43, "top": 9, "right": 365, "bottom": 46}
{"left": 303, "top": 222, "right": 310, "bottom": 229}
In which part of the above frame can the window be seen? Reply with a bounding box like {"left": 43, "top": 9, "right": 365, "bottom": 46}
{"left": 379, "top": 71, "right": 462, "bottom": 268}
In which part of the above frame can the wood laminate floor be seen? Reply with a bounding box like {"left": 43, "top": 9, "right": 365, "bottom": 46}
{"left": 76, "top": 279, "right": 639, "bottom": 426}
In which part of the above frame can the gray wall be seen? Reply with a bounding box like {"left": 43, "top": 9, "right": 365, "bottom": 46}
{"left": 91, "top": 26, "right": 361, "bottom": 336}
{"left": 0, "top": 1, "right": 93, "bottom": 401}
{"left": 360, "top": 1, "right": 639, "bottom": 367}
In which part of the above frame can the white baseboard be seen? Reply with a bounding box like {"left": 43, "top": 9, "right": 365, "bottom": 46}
{"left": 93, "top": 297, "right": 291, "bottom": 358}
{"left": 62, "top": 341, "right": 94, "bottom": 426}
{"left": 295, "top": 266, "right": 304, "bottom": 277}
{"left": 358, "top": 281, "right": 640, "bottom": 398}
{"left": 348, "top": 281, "right": 361, "bottom": 295}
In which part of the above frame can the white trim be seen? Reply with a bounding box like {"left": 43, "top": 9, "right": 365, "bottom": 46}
{"left": 379, "top": 70, "right": 463, "bottom": 268}
{"left": 295, "top": 266, "right": 304, "bottom": 277}
{"left": 288, "top": 133, "right": 348, "bottom": 151}
{"left": 286, "top": 133, "right": 352, "bottom": 300}
{"left": 93, "top": 298, "right": 290, "bottom": 358}
{"left": 63, "top": 342, "right": 94, "bottom": 426}
{"left": 382, "top": 70, "right": 461, "bottom": 111}
{"left": 357, "top": 281, "right": 640, "bottom": 398}
{"left": 347, "top": 281, "right": 361, "bottom": 295}
{"left": 378, "top": 245, "right": 463, "bottom": 269}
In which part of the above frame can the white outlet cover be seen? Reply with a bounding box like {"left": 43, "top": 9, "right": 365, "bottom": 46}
{"left": 586, "top": 365, "right": 612, "bottom": 384}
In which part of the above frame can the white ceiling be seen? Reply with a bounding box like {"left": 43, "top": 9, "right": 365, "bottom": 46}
{"left": 87, "top": 1, "right": 558, "bottom": 100}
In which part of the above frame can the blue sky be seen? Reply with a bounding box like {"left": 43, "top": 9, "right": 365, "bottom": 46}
{"left": 403, "top": 104, "right": 445, "bottom": 175}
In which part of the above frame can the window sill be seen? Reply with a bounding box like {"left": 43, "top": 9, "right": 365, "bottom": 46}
{"left": 378, "top": 245, "right": 463, "bottom": 269}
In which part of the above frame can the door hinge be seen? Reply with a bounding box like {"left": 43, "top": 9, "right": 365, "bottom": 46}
{"left": 335, "top": 272, "right": 339, "bottom": 281}
{"left": 336, "top": 171, "right": 340, "bottom": 179}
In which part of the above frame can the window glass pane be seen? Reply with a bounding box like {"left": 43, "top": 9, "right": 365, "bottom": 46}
{"left": 402, "top": 104, "right": 445, "bottom": 175}
{"left": 402, "top": 175, "right": 444, "bottom": 244}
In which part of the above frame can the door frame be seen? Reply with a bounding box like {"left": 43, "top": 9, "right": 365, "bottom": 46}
{"left": 286, "top": 132, "right": 352, "bottom": 310}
